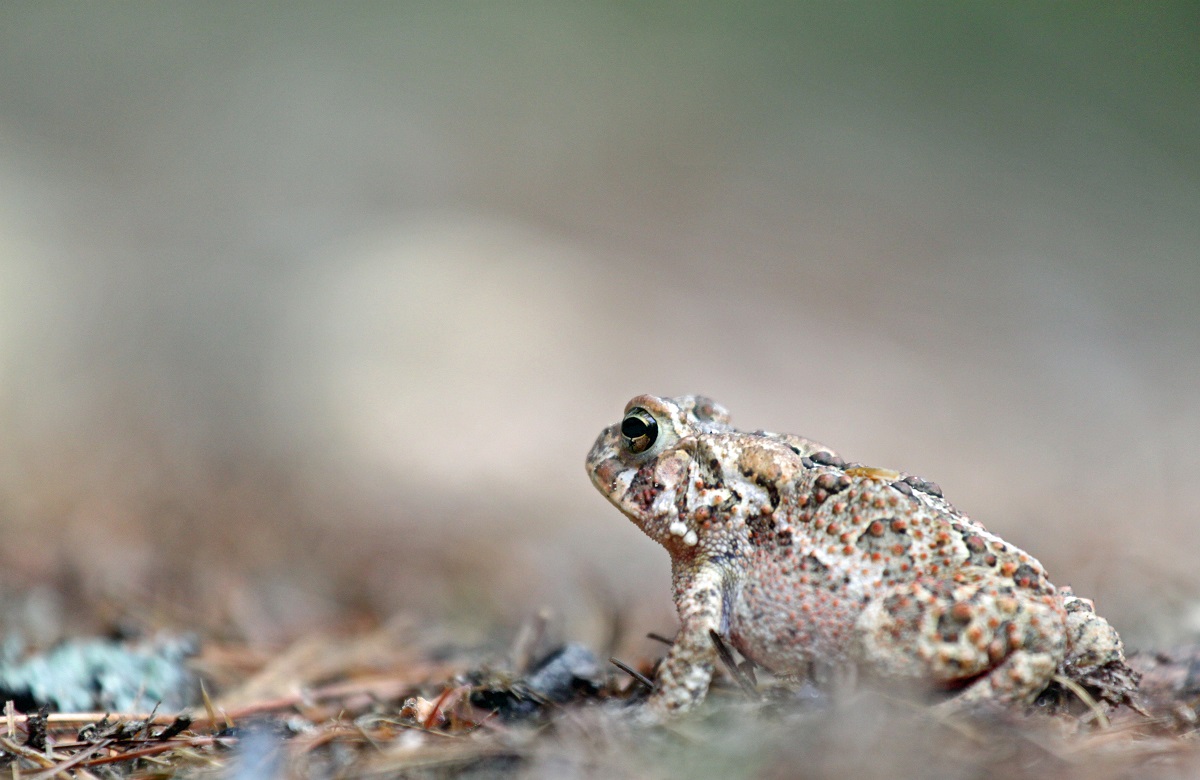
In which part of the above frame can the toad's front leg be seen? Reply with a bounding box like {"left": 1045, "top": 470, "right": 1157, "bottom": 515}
{"left": 647, "top": 563, "right": 730, "bottom": 718}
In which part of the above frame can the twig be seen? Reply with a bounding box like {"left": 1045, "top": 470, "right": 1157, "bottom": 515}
{"left": 75, "top": 736, "right": 229, "bottom": 769}
{"left": 155, "top": 715, "right": 193, "bottom": 741}
{"left": 24, "top": 740, "right": 112, "bottom": 780}
{"left": 0, "top": 735, "right": 57, "bottom": 768}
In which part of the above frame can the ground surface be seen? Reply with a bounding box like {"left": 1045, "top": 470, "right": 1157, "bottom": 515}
{"left": 2, "top": 616, "right": 1199, "bottom": 780}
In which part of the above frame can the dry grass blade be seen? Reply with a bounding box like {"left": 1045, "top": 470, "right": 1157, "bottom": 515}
{"left": 609, "top": 657, "right": 654, "bottom": 690}
{"left": 709, "top": 630, "right": 758, "bottom": 698}
{"left": 198, "top": 680, "right": 223, "bottom": 729}
{"left": 509, "top": 609, "right": 551, "bottom": 674}
{"left": 1054, "top": 674, "right": 1111, "bottom": 729}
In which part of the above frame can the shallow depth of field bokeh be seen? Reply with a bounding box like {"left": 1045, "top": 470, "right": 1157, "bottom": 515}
{"left": 0, "top": 4, "right": 1197, "bottom": 665}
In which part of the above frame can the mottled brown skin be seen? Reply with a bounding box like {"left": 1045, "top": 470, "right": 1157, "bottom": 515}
{"left": 587, "top": 394, "right": 1134, "bottom": 718}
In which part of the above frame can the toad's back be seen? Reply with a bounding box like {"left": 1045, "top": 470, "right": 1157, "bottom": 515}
{"left": 665, "top": 427, "right": 1058, "bottom": 673}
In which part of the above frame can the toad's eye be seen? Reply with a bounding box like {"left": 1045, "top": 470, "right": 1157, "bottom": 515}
{"left": 621, "top": 407, "right": 659, "bottom": 454}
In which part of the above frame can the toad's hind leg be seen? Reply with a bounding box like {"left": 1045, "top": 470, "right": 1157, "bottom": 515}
{"left": 852, "top": 576, "right": 1066, "bottom": 707}
{"left": 934, "top": 649, "right": 1059, "bottom": 712}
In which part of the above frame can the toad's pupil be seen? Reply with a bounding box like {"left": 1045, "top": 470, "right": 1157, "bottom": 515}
{"left": 621, "top": 411, "right": 657, "bottom": 443}
{"left": 622, "top": 417, "right": 647, "bottom": 439}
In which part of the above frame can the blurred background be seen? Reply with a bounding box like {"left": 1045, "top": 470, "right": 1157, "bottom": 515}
{"left": 0, "top": 3, "right": 1196, "bottom": 659}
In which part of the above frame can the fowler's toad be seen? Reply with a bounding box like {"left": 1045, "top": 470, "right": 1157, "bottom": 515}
{"left": 587, "top": 394, "right": 1137, "bottom": 717}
